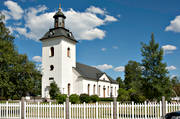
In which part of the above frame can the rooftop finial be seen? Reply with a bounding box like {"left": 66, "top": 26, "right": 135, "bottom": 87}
{"left": 59, "top": 3, "right": 61, "bottom": 11}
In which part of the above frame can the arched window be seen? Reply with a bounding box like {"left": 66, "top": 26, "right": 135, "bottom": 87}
{"left": 50, "top": 65, "right": 54, "bottom": 71}
{"left": 67, "top": 47, "right": 70, "bottom": 57}
{"left": 111, "top": 87, "right": 113, "bottom": 97}
{"left": 68, "top": 83, "right": 70, "bottom": 96}
{"left": 107, "top": 86, "right": 109, "bottom": 96}
{"left": 98, "top": 85, "right": 101, "bottom": 96}
{"left": 50, "top": 47, "right": 54, "bottom": 57}
{"left": 103, "top": 86, "right": 106, "bottom": 98}
{"left": 93, "top": 85, "right": 96, "bottom": 95}
{"left": 88, "top": 84, "right": 90, "bottom": 95}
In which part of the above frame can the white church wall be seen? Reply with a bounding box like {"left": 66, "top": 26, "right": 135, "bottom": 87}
{"left": 111, "top": 83, "right": 119, "bottom": 97}
{"left": 60, "top": 38, "right": 76, "bottom": 95}
{"left": 81, "top": 78, "right": 118, "bottom": 98}
{"left": 41, "top": 38, "right": 63, "bottom": 98}
{"left": 72, "top": 69, "right": 83, "bottom": 95}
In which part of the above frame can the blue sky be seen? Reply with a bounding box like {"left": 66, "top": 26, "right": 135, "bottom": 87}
{"left": 0, "top": 0, "right": 180, "bottom": 79}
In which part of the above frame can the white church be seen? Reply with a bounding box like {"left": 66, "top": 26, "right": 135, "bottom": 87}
{"left": 40, "top": 7, "right": 119, "bottom": 98}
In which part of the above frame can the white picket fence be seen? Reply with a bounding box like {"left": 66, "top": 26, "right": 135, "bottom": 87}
{"left": 0, "top": 102, "right": 21, "bottom": 119}
{"left": 1, "top": 101, "right": 180, "bottom": 119}
{"left": 117, "top": 102, "right": 162, "bottom": 119}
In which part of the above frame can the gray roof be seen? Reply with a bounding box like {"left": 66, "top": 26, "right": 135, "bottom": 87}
{"left": 40, "top": 27, "right": 77, "bottom": 43}
{"left": 75, "top": 62, "right": 118, "bottom": 84}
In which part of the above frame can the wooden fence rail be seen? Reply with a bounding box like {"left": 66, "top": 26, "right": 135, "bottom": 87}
{"left": 1, "top": 98, "right": 180, "bottom": 119}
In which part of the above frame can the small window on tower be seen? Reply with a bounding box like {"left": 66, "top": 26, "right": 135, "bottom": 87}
{"left": 50, "top": 47, "right": 54, "bottom": 57}
{"left": 50, "top": 65, "right": 54, "bottom": 71}
{"left": 67, "top": 47, "right": 70, "bottom": 57}
{"left": 49, "top": 77, "right": 54, "bottom": 80}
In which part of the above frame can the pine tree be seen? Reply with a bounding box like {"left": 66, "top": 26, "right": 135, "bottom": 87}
{"left": 141, "top": 33, "right": 172, "bottom": 101}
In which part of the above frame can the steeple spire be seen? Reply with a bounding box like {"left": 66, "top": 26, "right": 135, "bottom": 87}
{"left": 59, "top": 3, "right": 61, "bottom": 11}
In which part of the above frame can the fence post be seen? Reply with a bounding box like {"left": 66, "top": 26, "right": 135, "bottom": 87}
{"left": 6, "top": 101, "right": 8, "bottom": 118}
{"left": 162, "top": 96, "right": 166, "bottom": 119}
{"left": 21, "top": 97, "right": 25, "bottom": 119}
{"left": 117, "top": 102, "right": 119, "bottom": 119}
{"left": 145, "top": 101, "right": 147, "bottom": 119}
{"left": 83, "top": 102, "right": 86, "bottom": 119}
{"left": 49, "top": 102, "right": 51, "bottom": 119}
{"left": 66, "top": 97, "right": 70, "bottom": 119}
{"left": 132, "top": 101, "right": 134, "bottom": 119}
{"left": 113, "top": 97, "right": 117, "bottom": 119}
{"left": 96, "top": 102, "right": 98, "bottom": 119}
{"left": 38, "top": 102, "right": 40, "bottom": 119}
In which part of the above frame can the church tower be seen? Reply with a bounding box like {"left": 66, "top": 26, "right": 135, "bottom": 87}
{"left": 40, "top": 5, "right": 77, "bottom": 98}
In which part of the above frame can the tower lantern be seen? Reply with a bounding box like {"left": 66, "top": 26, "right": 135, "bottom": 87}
{"left": 53, "top": 4, "right": 66, "bottom": 28}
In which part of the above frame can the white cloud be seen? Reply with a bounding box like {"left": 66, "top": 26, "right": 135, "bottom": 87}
{"left": 112, "top": 46, "right": 118, "bottom": 49}
{"left": 86, "top": 6, "right": 105, "bottom": 15}
{"left": 64, "top": 8, "right": 107, "bottom": 40}
{"left": 32, "top": 56, "right": 42, "bottom": 62}
{"left": 162, "top": 45, "right": 177, "bottom": 54}
{"left": 15, "top": 5, "right": 54, "bottom": 41}
{"left": 166, "top": 65, "right": 177, "bottom": 71}
{"left": 165, "top": 15, "right": 180, "bottom": 32}
{"left": 114, "top": 66, "right": 125, "bottom": 72}
{"left": 104, "top": 15, "right": 118, "bottom": 22}
{"left": 101, "top": 48, "right": 106, "bottom": 51}
{"left": 95, "top": 64, "right": 113, "bottom": 71}
{"left": 2, "top": 0, "right": 24, "bottom": 20}
{"left": 2, "top": 2, "right": 118, "bottom": 41}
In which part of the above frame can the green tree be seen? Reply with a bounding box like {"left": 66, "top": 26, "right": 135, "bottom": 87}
{"left": 0, "top": 13, "right": 41, "bottom": 99}
{"left": 141, "top": 33, "right": 172, "bottom": 101}
{"left": 124, "top": 60, "right": 142, "bottom": 90}
{"left": 49, "top": 81, "right": 60, "bottom": 99}
{"left": 117, "top": 88, "right": 130, "bottom": 102}
{"left": 116, "top": 77, "right": 125, "bottom": 88}
{"left": 171, "top": 76, "right": 180, "bottom": 97}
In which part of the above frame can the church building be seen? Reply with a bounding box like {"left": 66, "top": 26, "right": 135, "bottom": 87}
{"left": 40, "top": 6, "right": 119, "bottom": 98}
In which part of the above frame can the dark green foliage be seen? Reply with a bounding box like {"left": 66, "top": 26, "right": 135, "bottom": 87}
{"left": 116, "top": 77, "right": 125, "bottom": 88}
{"left": 171, "top": 76, "right": 180, "bottom": 97}
{"left": 90, "top": 95, "right": 99, "bottom": 102}
{"left": 49, "top": 81, "right": 60, "bottom": 99}
{"left": 117, "top": 88, "right": 146, "bottom": 103}
{"left": 141, "top": 33, "right": 172, "bottom": 101}
{"left": 99, "top": 97, "right": 113, "bottom": 102}
{"left": 117, "top": 88, "right": 130, "bottom": 102}
{"left": 0, "top": 13, "right": 42, "bottom": 99}
{"left": 56, "top": 94, "right": 67, "bottom": 104}
{"left": 69, "top": 94, "right": 79, "bottom": 104}
{"left": 124, "top": 61, "right": 142, "bottom": 90}
{"left": 79, "top": 94, "right": 90, "bottom": 103}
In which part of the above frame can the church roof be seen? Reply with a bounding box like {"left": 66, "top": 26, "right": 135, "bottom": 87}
{"left": 40, "top": 27, "right": 77, "bottom": 42}
{"left": 75, "top": 62, "right": 118, "bottom": 84}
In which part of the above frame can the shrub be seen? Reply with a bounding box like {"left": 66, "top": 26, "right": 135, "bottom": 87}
{"left": 69, "top": 94, "right": 79, "bottom": 104}
{"left": 99, "top": 97, "right": 113, "bottom": 102}
{"left": 49, "top": 81, "right": 60, "bottom": 99}
{"left": 12, "top": 95, "right": 20, "bottom": 100}
{"left": 80, "top": 94, "right": 90, "bottom": 103}
{"left": 56, "top": 94, "right": 67, "bottom": 104}
{"left": 90, "top": 95, "right": 99, "bottom": 102}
